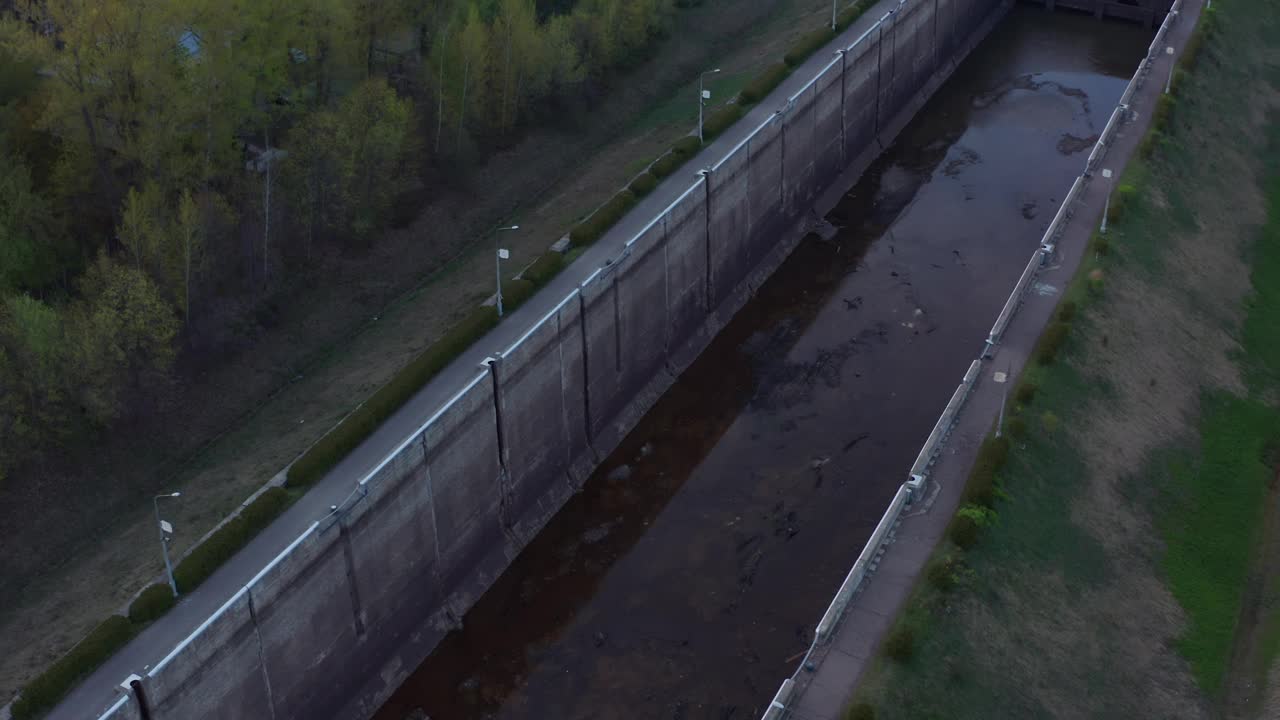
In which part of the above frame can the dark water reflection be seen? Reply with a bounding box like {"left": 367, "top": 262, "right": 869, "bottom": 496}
{"left": 375, "top": 8, "right": 1151, "bottom": 720}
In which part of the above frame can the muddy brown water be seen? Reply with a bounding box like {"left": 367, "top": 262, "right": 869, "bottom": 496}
{"left": 375, "top": 8, "right": 1153, "bottom": 720}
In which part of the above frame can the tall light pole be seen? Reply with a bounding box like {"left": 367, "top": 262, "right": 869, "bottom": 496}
{"left": 153, "top": 492, "right": 181, "bottom": 597}
{"left": 698, "top": 68, "right": 720, "bottom": 144}
{"left": 832, "top": 0, "right": 838, "bottom": 29}
{"left": 1100, "top": 168, "right": 1113, "bottom": 235}
{"left": 496, "top": 225, "right": 518, "bottom": 317}
{"left": 1164, "top": 46, "right": 1176, "bottom": 94}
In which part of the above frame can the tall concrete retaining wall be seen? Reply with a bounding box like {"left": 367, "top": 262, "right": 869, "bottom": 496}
{"left": 122, "top": 0, "right": 1013, "bottom": 717}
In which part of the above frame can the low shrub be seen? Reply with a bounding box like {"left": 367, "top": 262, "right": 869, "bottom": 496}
{"left": 1035, "top": 321, "right": 1072, "bottom": 366}
{"left": 950, "top": 504, "right": 996, "bottom": 550}
{"left": 739, "top": 63, "right": 790, "bottom": 104}
{"left": 1006, "top": 415, "right": 1028, "bottom": 441}
{"left": 503, "top": 277, "right": 537, "bottom": 310}
{"left": 174, "top": 515, "right": 249, "bottom": 592}
{"left": 1139, "top": 129, "right": 1165, "bottom": 160}
{"left": 950, "top": 512, "right": 981, "bottom": 549}
{"left": 128, "top": 583, "right": 176, "bottom": 624}
{"left": 628, "top": 171, "right": 659, "bottom": 197}
{"left": 702, "top": 103, "right": 744, "bottom": 140}
{"left": 1041, "top": 410, "right": 1061, "bottom": 435}
{"left": 1014, "top": 381, "right": 1038, "bottom": 406}
{"left": 883, "top": 624, "right": 915, "bottom": 663}
{"left": 963, "top": 434, "right": 1010, "bottom": 508}
{"left": 569, "top": 190, "right": 637, "bottom": 248}
{"left": 837, "top": 0, "right": 877, "bottom": 30}
{"left": 241, "top": 487, "right": 290, "bottom": 532}
{"left": 784, "top": 27, "right": 835, "bottom": 67}
{"left": 11, "top": 616, "right": 135, "bottom": 720}
{"left": 522, "top": 252, "right": 565, "bottom": 288}
{"left": 846, "top": 702, "right": 876, "bottom": 720}
{"left": 287, "top": 305, "right": 499, "bottom": 489}
{"left": 672, "top": 135, "right": 701, "bottom": 157}
{"left": 1057, "top": 301, "right": 1077, "bottom": 323}
{"left": 1107, "top": 183, "right": 1138, "bottom": 225}
{"left": 1153, "top": 94, "right": 1176, "bottom": 132}
{"left": 926, "top": 554, "right": 962, "bottom": 592}
{"left": 650, "top": 151, "right": 684, "bottom": 179}
{"left": 1092, "top": 233, "right": 1111, "bottom": 257}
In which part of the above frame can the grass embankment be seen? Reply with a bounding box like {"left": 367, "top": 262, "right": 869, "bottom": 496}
{"left": 847, "top": 2, "right": 1280, "bottom": 718}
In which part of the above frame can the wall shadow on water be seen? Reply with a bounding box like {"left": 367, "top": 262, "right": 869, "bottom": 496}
{"left": 375, "top": 7, "right": 1152, "bottom": 720}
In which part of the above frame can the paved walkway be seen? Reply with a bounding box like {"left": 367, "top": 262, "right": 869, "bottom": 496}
{"left": 783, "top": 2, "right": 1206, "bottom": 717}
{"left": 30, "top": 3, "right": 913, "bottom": 719}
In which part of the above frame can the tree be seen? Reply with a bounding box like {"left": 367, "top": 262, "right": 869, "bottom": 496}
{"left": 453, "top": 5, "right": 489, "bottom": 153}
{"left": 343, "top": 79, "right": 415, "bottom": 241}
{"left": 0, "top": 149, "right": 60, "bottom": 293}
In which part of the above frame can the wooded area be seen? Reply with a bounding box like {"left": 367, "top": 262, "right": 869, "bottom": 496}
{"left": 0, "top": 0, "right": 676, "bottom": 483}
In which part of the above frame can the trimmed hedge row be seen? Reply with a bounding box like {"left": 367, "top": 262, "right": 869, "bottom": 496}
{"left": 1035, "top": 321, "right": 1072, "bottom": 366}
{"left": 11, "top": 616, "right": 135, "bottom": 720}
{"left": 522, "top": 251, "right": 565, "bottom": 287}
{"left": 628, "top": 171, "right": 659, "bottom": 197}
{"left": 174, "top": 486, "right": 292, "bottom": 591}
{"left": 739, "top": 62, "right": 790, "bottom": 104}
{"left": 128, "top": 583, "right": 176, "bottom": 624}
{"left": 569, "top": 189, "right": 638, "bottom": 248}
{"left": 703, "top": 104, "right": 744, "bottom": 139}
{"left": 837, "top": 0, "right": 879, "bottom": 30}
{"left": 785, "top": 27, "right": 836, "bottom": 67}
{"left": 286, "top": 305, "right": 500, "bottom": 489}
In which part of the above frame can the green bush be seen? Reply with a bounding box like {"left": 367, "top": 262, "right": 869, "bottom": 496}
{"left": 672, "top": 135, "right": 701, "bottom": 157}
{"left": 241, "top": 487, "right": 290, "bottom": 532}
{"left": 950, "top": 512, "right": 981, "bottom": 549}
{"left": 11, "top": 616, "right": 135, "bottom": 720}
{"left": 569, "top": 190, "right": 637, "bottom": 248}
{"left": 1107, "top": 183, "right": 1137, "bottom": 225}
{"left": 128, "top": 583, "right": 176, "bottom": 624}
{"left": 837, "top": 0, "right": 877, "bottom": 30}
{"left": 1014, "top": 381, "right": 1038, "bottom": 406}
{"left": 287, "top": 305, "right": 500, "bottom": 489}
{"left": 523, "top": 252, "right": 565, "bottom": 288}
{"left": 174, "top": 516, "right": 250, "bottom": 592}
{"left": 1057, "top": 301, "right": 1077, "bottom": 323}
{"left": 1139, "top": 129, "right": 1164, "bottom": 160}
{"left": 1035, "top": 321, "right": 1072, "bottom": 366}
{"left": 784, "top": 27, "right": 836, "bottom": 67}
{"left": 650, "top": 151, "right": 684, "bottom": 179}
{"left": 628, "top": 171, "right": 659, "bottom": 197}
{"left": 1154, "top": 94, "right": 1176, "bottom": 132}
{"left": 503, "top": 277, "right": 537, "bottom": 310}
{"left": 739, "top": 63, "right": 790, "bottom": 105}
{"left": 702, "top": 103, "right": 744, "bottom": 140}
{"left": 927, "top": 554, "right": 961, "bottom": 592}
{"left": 1007, "top": 415, "right": 1028, "bottom": 441}
{"left": 846, "top": 702, "right": 877, "bottom": 720}
{"left": 1092, "top": 233, "right": 1111, "bottom": 257}
{"left": 883, "top": 624, "right": 915, "bottom": 663}
{"left": 964, "top": 434, "right": 1010, "bottom": 508}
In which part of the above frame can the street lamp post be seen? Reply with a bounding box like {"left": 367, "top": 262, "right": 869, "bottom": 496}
{"left": 698, "top": 68, "right": 721, "bottom": 144}
{"left": 832, "top": 0, "right": 838, "bottom": 29}
{"left": 496, "top": 225, "right": 518, "bottom": 317}
{"left": 153, "top": 492, "right": 181, "bottom": 597}
{"left": 1100, "top": 168, "right": 1114, "bottom": 235}
{"left": 1165, "top": 46, "right": 1176, "bottom": 95}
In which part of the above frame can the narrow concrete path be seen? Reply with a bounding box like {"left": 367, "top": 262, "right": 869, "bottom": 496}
{"left": 32, "top": 3, "right": 912, "bottom": 720}
{"left": 783, "top": 2, "right": 1206, "bottom": 717}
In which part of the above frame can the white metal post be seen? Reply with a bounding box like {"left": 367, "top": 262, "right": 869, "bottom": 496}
{"left": 153, "top": 492, "right": 181, "bottom": 597}
{"left": 1100, "top": 168, "right": 1113, "bottom": 235}
{"left": 699, "top": 68, "right": 720, "bottom": 144}
{"left": 1165, "top": 46, "right": 1176, "bottom": 94}
{"left": 495, "top": 225, "right": 518, "bottom": 317}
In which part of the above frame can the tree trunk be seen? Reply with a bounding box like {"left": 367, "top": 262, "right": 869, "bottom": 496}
{"left": 263, "top": 125, "right": 272, "bottom": 284}
{"left": 456, "top": 57, "right": 470, "bottom": 154}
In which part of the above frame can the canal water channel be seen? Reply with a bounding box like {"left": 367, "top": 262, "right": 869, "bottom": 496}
{"left": 375, "top": 7, "right": 1154, "bottom": 720}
